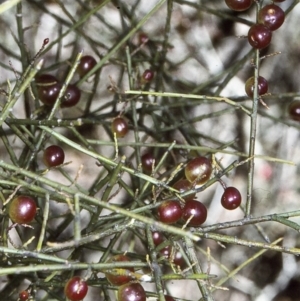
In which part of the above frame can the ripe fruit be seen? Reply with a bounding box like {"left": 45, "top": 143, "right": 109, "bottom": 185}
{"left": 158, "top": 200, "right": 182, "bottom": 224}
{"left": 184, "top": 157, "right": 212, "bottom": 185}
{"left": 152, "top": 231, "right": 164, "bottom": 246}
{"left": 221, "top": 187, "right": 242, "bottom": 210}
{"left": 225, "top": 0, "right": 253, "bottom": 11}
{"left": 19, "top": 290, "right": 29, "bottom": 301}
{"left": 139, "top": 32, "right": 149, "bottom": 44}
{"left": 104, "top": 254, "right": 134, "bottom": 286}
{"left": 118, "top": 283, "right": 146, "bottom": 301}
{"left": 36, "top": 74, "right": 61, "bottom": 106}
{"left": 43, "top": 145, "right": 65, "bottom": 167}
{"left": 245, "top": 76, "right": 268, "bottom": 98}
{"left": 61, "top": 84, "right": 81, "bottom": 107}
{"left": 172, "top": 178, "right": 196, "bottom": 201}
{"left": 165, "top": 296, "right": 176, "bottom": 301}
{"left": 258, "top": 4, "right": 285, "bottom": 31}
{"left": 64, "top": 276, "right": 88, "bottom": 301}
{"left": 182, "top": 200, "right": 207, "bottom": 227}
{"left": 141, "top": 153, "right": 155, "bottom": 172}
{"left": 111, "top": 117, "right": 129, "bottom": 138}
{"left": 288, "top": 101, "right": 300, "bottom": 121}
{"left": 77, "top": 55, "right": 97, "bottom": 77}
{"left": 248, "top": 24, "right": 272, "bottom": 49}
{"left": 159, "top": 246, "right": 185, "bottom": 268}
{"left": 141, "top": 69, "right": 154, "bottom": 83}
{"left": 8, "top": 195, "right": 37, "bottom": 224}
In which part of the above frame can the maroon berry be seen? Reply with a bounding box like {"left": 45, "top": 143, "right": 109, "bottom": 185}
{"left": 225, "top": 0, "right": 253, "bottom": 11}
{"left": 139, "top": 32, "right": 149, "bottom": 44}
{"left": 248, "top": 24, "right": 272, "bottom": 49}
{"left": 158, "top": 200, "right": 182, "bottom": 224}
{"left": 152, "top": 231, "right": 164, "bottom": 246}
{"left": 36, "top": 74, "right": 61, "bottom": 106}
{"left": 141, "top": 153, "right": 155, "bottom": 172}
{"left": 43, "top": 145, "right": 65, "bottom": 167}
{"left": 118, "top": 283, "right": 146, "bottom": 301}
{"left": 142, "top": 69, "right": 154, "bottom": 83}
{"left": 221, "top": 187, "right": 242, "bottom": 210}
{"left": 288, "top": 101, "right": 300, "bottom": 122}
{"left": 172, "top": 178, "right": 196, "bottom": 201}
{"left": 77, "top": 55, "right": 97, "bottom": 77}
{"left": 61, "top": 84, "right": 81, "bottom": 108}
{"left": 184, "top": 157, "right": 212, "bottom": 185}
{"left": 182, "top": 200, "right": 207, "bottom": 227}
{"left": 19, "top": 291, "right": 29, "bottom": 301}
{"left": 8, "top": 195, "right": 36, "bottom": 224}
{"left": 245, "top": 76, "right": 268, "bottom": 98}
{"left": 64, "top": 276, "right": 88, "bottom": 301}
{"left": 111, "top": 117, "right": 129, "bottom": 138}
{"left": 258, "top": 4, "right": 285, "bottom": 31}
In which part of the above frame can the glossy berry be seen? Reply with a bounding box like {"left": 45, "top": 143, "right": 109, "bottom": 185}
{"left": 184, "top": 157, "right": 212, "bottom": 185}
{"left": 159, "top": 246, "right": 185, "bottom": 268}
{"left": 19, "top": 290, "right": 29, "bottom": 301}
{"left": 245, "top": 76, "right": 268, "bottom": 98}
{"left": 141, "top": 153, "right": 155, "bottom": 172}
{"left": 221, "top": 187, "right": 242, "bottom": 210}
{"left": 141, "top": 69, "right": 154, "bottom": 83}
{"left": 77, "top": 55, "right": 97, "bottom": 77}
{"left": 8, "top": 195, "right": 36, "bottom": 224}
{"left": 182, "top": 200, "right": 207, "bottom": 227}
{"left": 158, "top": 200, "right": 182, "bottom": 224}
{"left": 111, "top": 117, "right": 129, "bottom": 138}
{"left": 165, "top": 296, "right": 176, "bottom": 301}
{"left": 258, "top": 4, "right": 285, "bottom": 31}
{"left": 248, "top": 24, "right": 272, "bottom": 49}
{"left": 118, "top": 283, "right": 146, "bottom": 301}
{"left": 61, "top": 84, "right": 81, "bottom": 107}
{"left": 36, "top": 74, "right": 61, "bottom": 106}
{"left": 43, "top": 145, "right": 65, "bottom": 167}
{"left": 173, "top": 178, "right": 196, "bottom": 201}
{"left": 288, "top": 101, "right": 300, "bottom": 121}
{"left": 104, "top": 254, "right": 134, "bottom": 286}
{"left": 152, "top": 231, "right": 164, "bottom": 246}
{"left": 64, "top": 276, "right": 88, "bottom": 301}
{"left": 225, "top": 0, "right": 253, "bottom": 11}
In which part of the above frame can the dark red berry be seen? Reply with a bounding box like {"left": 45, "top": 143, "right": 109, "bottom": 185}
{"left": 77, "top": 55, "right": 97, "bottom": 77}
{"left": 184, "top": 157, "right": 212, "bottom": 185}
{"left": 258, "top": 4, "right": 285, "bottom": 31}
{"left": 141, "top": 153, "right": 155, "bottom": 172}
{"left": 141, "top": 69, "right": 154, "bottom": 83}
{"left": 111, "top": 117, "right": 129, "bottom": 138}
{"left": 221, "top": 187, "right": 242, "bottom": 210}
{"left": 43, "top": 145, "right": 65, "bottom": 167}
{"left": 8, "top": 195, "right": 36, "bottom": 224}
{"left": 158, "top": 200, "right": 182, "bottom": 224}
{"left": 36, "top": 74, "right": 61, "bottom": 106}
{"left": 61, "top": 84, "right": 81, "bottom": 107}
{"left": 182, "top": 200, "right": 207, "bottom": 227}
{"left": 245, "top": 76, "right": 268, "bottom": 98}
{"left": 139, "top": 32, "right": 149, "bottom": 44}
{"left": 248, "top": 24, "right": 272, "bottom": 49}
{"left": 104, "top": 254, "right": 134, "bottom": 286}
{"left": 288, "top": 101, "right": 300, "bottom": 121}
{"left": 43, "top": 38, "right": 49, "bottom": 45}
{"left": 165, "top": 296, "right": 176, "bottom": 301}
{"left": 173, "top": 178, "right": 196, "bottom": 201}
{"left": 152, "top": 231, "right": 164, "bottom": 246}
{"left": 64, "top": 276, "right": 88, "bottom": 301}
{"left": 159, "top": 246, "right": 185, "bottom": 268}
{"left": 118, "top": 283, "right": 146, "bottom": 301}
{"left": 19, "top": 290, "right": 29, "bottom": 301}
{"left": 225, "top": 0, "right": 253, "bottom": 11}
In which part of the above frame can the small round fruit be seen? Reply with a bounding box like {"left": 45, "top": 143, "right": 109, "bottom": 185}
{"left": 118, "top": 283, "right": 146, "bottom": 301}
{"left": 139, "top": 32, "right": 149, "bottom": 44}
{"left": 61, "top": 84, "right": 81, "bottom": 107}
{"left": 173, "top": 178, "right": 196, "bottom": 201}
{"left": 165, "top": 296, "right": 176, "bottom": 301}
{"left": 258, "top": 4, "right": 285, "bottom": 31}
{"left": 43, "top": 145, "right": 65, "bottom": 167}
{"left": 184, "top": 157, "right": 212, "bottom": 185}
{"left": 158, "top": 200, "right": 182, "bottom": 224}
{"left": 111, "top": 117, "right": 129, "bottom": 138}
{"left": 19, "top": 290, "right": 29, "bottom": 301}
{"left": 225, "top": 0, "right": 253, "bottom": 11}
{"left": 105, "top": 254, "right": 134, "bottom": 286}
{"left": 8, "top": 195, "right": 37, "bottom": 224}
{"left": 152, "top": 231, "right": 164, "bottom": 246}
{"left": 141, "top": 153, "right": 155, "bottom": 172}
{"left": 248, "top": 24, "right": 272, "bottom": 49}
{"left": 36, "top": 74, "right": 61, "bottom": 106}
{"left": 245, "top": 76, "right": 268, "bottom": 98}
{"left": 221, "top": 187, "right": 242, "bottom": 210}
{"left": 141, "top": 69, "right": 154, "bottom": 83}
{"left": 288, "top": 101, "right": 300, "bottom": 121}
{"left": 77, "top": 55, "right": 97, "bottom": 77}
{"left": 64, "top": 276, "right": 88, "bottom": 301}
{"left": 182, "top": 200, "right": 207, "bottom": 227}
